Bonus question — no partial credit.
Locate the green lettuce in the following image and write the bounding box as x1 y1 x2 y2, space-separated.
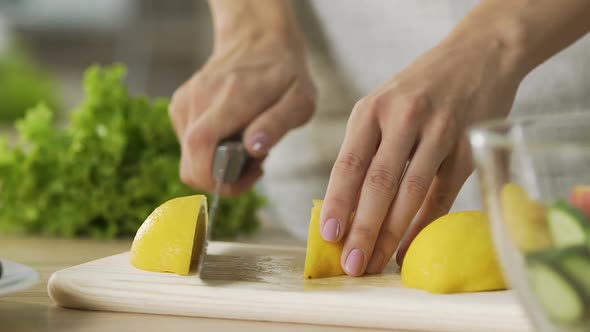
0 64 264 239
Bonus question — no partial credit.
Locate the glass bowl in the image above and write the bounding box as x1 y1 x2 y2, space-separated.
469 112 590 332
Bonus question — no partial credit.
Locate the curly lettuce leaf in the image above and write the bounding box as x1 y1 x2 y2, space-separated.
0 64 264 239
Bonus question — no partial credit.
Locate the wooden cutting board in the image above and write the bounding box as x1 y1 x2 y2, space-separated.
48 241 532 332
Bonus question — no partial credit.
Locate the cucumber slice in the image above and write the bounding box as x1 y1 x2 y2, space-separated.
548 200 590 247
527 260 586 324
560 249 590 301
527 246 590 324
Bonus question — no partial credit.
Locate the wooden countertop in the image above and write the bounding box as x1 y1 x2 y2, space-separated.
0 222 409 332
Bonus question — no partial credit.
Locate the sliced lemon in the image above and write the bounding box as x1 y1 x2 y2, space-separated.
402 211 507 294
304 200 345 279
130 195 207 275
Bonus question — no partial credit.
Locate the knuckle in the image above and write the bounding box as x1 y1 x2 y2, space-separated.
399 94 430 125
354 96 374 111
367 166 398 195
403 174 430 199
431 114 459 145
185 123 210 150
185 125 200 148
334 152 366 174
358 94 389 120
406 93 429 110
225 72 244 95
324 195 350 216
362 95 381 110
352 224 379 243
431 190 454 215
355 95 376 113
399 106 421 126
378 228 403 248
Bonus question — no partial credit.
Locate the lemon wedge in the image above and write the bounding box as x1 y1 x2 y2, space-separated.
130 195 207 275
402 211 507 294
304 200 345 279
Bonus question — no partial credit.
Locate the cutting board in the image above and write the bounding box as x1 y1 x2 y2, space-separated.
48 241 532 332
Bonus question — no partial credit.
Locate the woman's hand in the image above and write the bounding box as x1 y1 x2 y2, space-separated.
321 31 525 276
169 3 315 196
322 0 590 277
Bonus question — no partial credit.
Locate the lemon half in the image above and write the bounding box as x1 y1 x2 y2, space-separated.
401 211 507 294
130 195 207 275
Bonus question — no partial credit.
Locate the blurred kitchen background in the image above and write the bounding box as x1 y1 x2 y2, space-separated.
0 0 355 116
0 0 213 111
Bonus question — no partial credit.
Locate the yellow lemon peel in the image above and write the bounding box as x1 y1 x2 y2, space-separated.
304 200 345 279
130 195 207 275
402 211 507 294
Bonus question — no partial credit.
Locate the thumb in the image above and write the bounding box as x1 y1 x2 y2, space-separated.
243 81 314 157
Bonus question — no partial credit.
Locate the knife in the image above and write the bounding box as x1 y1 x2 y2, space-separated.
198 133 250 279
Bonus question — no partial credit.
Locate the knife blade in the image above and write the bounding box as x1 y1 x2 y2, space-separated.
198 134 250 279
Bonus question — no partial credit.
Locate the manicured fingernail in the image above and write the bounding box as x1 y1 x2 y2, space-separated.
321 218 340 242
344 248 365 276
248 131 270 153
366 249 384 274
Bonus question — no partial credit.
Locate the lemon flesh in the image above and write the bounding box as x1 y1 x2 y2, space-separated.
402 211 507 294
304 200 345 279
130 195 208 276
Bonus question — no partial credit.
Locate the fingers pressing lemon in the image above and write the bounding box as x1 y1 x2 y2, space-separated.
130 196 506 297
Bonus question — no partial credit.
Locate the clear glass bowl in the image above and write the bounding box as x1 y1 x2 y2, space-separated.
469 112 590 332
